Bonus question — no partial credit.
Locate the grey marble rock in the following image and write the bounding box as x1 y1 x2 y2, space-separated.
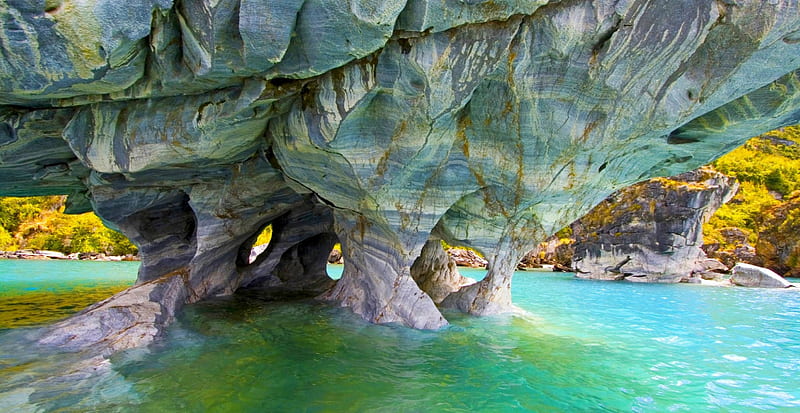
36 271 188 356
730 263 793 288
238 199 338 298
572 168 738 283
1 0 800 350
410 240 475 304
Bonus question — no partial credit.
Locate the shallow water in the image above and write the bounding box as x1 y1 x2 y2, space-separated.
1 261 800 411
0 260 137 329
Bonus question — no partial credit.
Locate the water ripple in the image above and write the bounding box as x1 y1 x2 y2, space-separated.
0 266 799 411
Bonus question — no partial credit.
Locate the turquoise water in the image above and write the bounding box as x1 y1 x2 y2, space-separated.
0 260 137 328
1 261 800 411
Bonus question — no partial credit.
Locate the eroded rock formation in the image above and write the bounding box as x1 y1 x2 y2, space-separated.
571 168 738 282
3 0 800 351
410 240 475 304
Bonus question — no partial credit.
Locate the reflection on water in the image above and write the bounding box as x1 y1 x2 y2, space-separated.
1 263 800 411
0 287 131 329
0 260 137 329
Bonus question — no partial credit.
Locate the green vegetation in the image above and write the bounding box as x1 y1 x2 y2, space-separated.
704 126 800 250
713 127 800 195
254 225 273 246
0 196 137 255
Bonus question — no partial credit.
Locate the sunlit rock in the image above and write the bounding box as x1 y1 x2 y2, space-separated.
571 168 738 283
410 240 474 304
730 263 793 288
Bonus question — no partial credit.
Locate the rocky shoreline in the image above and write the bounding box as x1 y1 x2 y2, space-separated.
0 250 138 262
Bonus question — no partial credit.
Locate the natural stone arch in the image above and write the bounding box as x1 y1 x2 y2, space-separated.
238 199 339 298
0 1 798 355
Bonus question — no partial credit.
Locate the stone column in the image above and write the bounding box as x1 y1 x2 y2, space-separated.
440 242 523 315
319 211 448 330
91 187 197 284
436 194 544 316
410 239 473 304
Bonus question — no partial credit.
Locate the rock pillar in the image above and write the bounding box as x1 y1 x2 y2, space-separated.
436 193 544 316
319 211 448 329
410 239 474 304
440 240 526 315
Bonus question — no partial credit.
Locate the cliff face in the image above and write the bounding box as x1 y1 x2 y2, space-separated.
571 168 738 282
757 195 800 277
3 1 800 351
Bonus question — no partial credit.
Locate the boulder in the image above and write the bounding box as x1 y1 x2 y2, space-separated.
35 250 68 260
693 258 728 273
730 263 792 288
327 249 343 264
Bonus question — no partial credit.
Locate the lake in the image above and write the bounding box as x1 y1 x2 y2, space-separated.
1 260 799 411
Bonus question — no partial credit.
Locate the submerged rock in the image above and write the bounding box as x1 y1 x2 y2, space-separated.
730 263 793 288
2 1 800 351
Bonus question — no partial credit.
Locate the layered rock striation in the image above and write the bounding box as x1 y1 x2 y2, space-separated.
571 168 738 282
3 1 800 351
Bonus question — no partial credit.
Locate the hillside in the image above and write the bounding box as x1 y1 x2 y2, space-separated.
0 196 136 256
703 126 800 276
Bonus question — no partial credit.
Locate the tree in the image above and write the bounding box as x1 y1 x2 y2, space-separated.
2 195 138 255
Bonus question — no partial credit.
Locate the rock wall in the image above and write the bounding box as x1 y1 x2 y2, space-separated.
756 195 800 277
410 240 475 304
572 168 738 282
2 1 800 351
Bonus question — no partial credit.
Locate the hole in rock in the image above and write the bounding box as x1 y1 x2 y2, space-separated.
274 232 339 283
239 224 273 267
0 123 17 146
263 146 282 170
237 223 342 275
398 38 412 54
268 77 296 88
